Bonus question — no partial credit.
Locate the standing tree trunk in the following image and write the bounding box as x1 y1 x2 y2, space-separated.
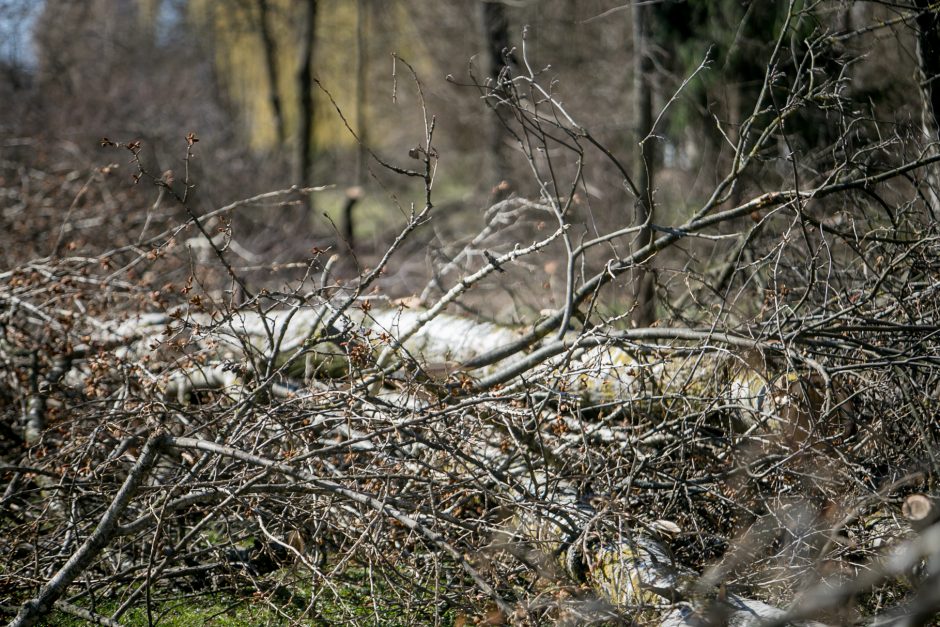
631 0 656 326
355 0 369 185
480 0 514 191
914 1 940 214
341 0 369 253
257 0 285 144
915 1 940 142
295 0 318 202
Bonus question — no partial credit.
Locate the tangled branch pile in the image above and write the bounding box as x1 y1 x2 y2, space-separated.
4 6 940 626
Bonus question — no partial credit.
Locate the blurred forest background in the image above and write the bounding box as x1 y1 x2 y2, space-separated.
2 0 927 316
5 1 940 625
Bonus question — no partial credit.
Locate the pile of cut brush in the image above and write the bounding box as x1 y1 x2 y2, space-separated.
3 130 940 625
1 242 938 625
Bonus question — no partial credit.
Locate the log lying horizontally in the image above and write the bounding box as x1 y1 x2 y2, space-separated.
92 305 835 430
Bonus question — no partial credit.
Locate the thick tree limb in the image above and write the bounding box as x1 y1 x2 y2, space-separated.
9 434 166 627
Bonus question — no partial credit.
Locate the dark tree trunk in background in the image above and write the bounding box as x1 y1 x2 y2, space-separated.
341 187 362 254
914 1 940 213
295 0 318 203
631 0 656 326
481 1 512 83
257 0 285 144
480 0 514 190
355 0 369 185
915 1 940 142
342 0 370 253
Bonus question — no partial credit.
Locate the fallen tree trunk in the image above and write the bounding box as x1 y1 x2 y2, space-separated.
93 304 845 436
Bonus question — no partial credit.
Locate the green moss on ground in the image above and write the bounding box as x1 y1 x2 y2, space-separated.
39 566 464 626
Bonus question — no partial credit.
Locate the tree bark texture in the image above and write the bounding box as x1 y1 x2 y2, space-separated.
631 0 656 326
355 0 369 185
9 435 166 627
915 0 940 142
914 1 940 214
256 0 285 144
480 0 514 188
295 0 317 196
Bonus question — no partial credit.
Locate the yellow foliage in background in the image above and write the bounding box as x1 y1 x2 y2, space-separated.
187 0 362 151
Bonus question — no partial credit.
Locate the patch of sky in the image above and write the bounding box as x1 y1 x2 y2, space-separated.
0 0 41 70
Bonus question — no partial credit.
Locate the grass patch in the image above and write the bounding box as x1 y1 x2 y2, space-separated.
39 564 465 626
